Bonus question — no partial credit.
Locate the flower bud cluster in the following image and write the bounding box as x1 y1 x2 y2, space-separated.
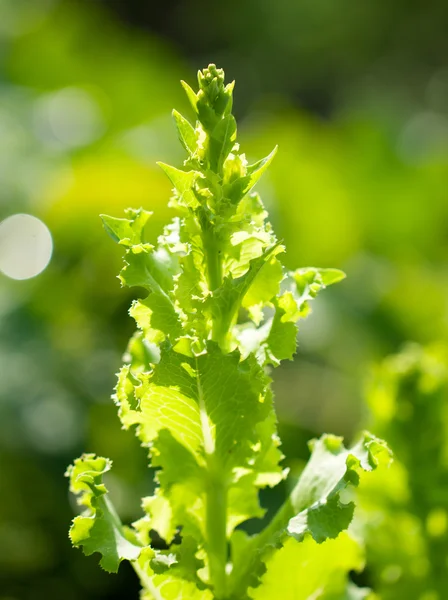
197 64 234 131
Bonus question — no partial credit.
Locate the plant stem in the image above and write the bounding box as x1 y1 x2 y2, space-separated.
228 489 299 596
203 228 222 292
205 459 228 598
204 233 232 349
198 155 228 597
196 361 228 598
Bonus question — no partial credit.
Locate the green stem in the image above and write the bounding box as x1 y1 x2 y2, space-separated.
196 152 228 598
228 487 299 596
205 461 228 598
200 211 232 351
211 320 231 351
203 229 222 292
196 361 228 597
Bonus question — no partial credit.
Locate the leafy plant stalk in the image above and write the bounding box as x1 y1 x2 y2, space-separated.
67 65 391 600
360 343 448 599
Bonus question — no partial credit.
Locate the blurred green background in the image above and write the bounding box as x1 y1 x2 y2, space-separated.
1 0 448 598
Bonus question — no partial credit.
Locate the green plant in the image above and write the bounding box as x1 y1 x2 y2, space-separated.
67 64 390 599
360 343 448 600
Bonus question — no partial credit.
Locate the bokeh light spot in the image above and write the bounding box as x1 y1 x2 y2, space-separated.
22 395 82 454
34 87 105 149
0 214 53 280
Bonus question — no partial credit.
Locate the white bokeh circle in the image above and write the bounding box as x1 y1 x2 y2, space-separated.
0 213 53 280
